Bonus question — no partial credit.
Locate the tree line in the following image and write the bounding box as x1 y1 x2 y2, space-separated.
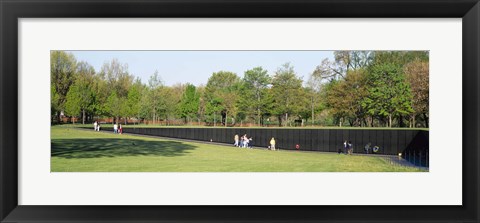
51 51 429 128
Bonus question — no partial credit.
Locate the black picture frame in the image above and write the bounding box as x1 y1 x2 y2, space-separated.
1 0 478 222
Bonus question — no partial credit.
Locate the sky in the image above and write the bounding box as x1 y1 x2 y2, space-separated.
67 51 334 86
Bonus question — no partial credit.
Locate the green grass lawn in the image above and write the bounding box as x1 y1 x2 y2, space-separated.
51 126 423 172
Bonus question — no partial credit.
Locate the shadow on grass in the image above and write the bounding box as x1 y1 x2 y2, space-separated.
51 138 197 159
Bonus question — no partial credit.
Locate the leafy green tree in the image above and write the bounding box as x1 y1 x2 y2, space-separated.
98 59 133 123
179 84 200 124
63 62 96 125
51 51 77 122
334 51 374 73
241 67 271 125
205 97 223 125
270 63 304 127
64 80 94 124
99 58 133 98
160 85 184 124
404 60 429 127
306 70 326 125
119 98 131 125
64 85 81 124
236 111 247 126
311 51 374 81
196 85 207 124
372 51 429 67
105 91 123 123
91 75 110 118
126 78 144 124
75 61 96 124
362 63 413 127
205 71 240 126
325 69 368 127
51 85 60 123
299 87 315 125
143 71 165 124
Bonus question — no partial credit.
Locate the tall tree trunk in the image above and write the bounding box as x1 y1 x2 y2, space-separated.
258 111 260 126
285 113 288 127
388 115 392 128
398 116 405 127
225 112 228 127
277 115 282 127
82 109 86 125
311 96 315 126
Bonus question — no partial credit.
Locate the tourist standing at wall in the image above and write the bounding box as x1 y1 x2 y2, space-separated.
348 141 353 155
234 134 239 147
342 140 347 154
270 137 276 151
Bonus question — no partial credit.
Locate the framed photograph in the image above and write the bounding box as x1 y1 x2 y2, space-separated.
1 0 479 222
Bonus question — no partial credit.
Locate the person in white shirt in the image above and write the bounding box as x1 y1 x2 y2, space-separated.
93 121 98 131
113 123 118 134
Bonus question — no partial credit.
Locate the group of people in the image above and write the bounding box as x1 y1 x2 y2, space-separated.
93 121 123 134
341 141 382 155
113 123 123 134
341 140 354 155
234 134 253 148
93 121 101 131
233 134 276 151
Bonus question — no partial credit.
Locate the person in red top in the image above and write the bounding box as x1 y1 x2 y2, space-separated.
119 124 123 135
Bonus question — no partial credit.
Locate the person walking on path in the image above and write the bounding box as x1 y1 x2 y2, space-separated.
94 121 98 131
113 123 118 134
119 124 123 135
270 137 276 151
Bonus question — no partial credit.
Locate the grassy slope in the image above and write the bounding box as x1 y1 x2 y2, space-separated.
51 126 423 172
